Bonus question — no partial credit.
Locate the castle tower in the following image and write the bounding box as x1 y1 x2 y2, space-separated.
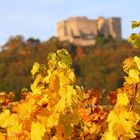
108 17 122 39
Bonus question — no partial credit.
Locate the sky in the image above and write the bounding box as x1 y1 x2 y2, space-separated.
0 0 140 45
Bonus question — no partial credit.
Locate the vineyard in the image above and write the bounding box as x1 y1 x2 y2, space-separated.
0 22 140 140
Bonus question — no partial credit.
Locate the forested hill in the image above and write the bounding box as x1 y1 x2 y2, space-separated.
0 35 140 97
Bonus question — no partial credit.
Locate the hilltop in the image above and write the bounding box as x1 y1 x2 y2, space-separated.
0 35 140 98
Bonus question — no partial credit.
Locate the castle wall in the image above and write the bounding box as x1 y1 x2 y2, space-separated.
97 17 110 37
57 16 122 46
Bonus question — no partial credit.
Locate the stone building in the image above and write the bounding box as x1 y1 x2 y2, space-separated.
56 16 122 46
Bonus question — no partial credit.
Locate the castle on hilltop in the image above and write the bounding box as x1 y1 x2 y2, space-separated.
56 17 122 46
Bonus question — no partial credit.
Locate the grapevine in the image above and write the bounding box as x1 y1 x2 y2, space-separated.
0 22 139 140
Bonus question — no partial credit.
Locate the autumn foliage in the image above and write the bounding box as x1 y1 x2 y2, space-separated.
0 22 140 140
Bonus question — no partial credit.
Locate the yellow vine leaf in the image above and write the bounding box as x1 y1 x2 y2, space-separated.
49 74 60 92
58 61 67 69
31 74 43 95
131 21 140 29
65 85 78 106
37 94 48 106
7 114 22 136
0 110 10 128
58 71 71 86
31 62 40 76
116 93 129 106
125 69 140 84
54 98 66 113
0 49 140 139
7 124 22 139
103 92 140 139
101 131 117 140
123 57 135 73
61 86 78 104
30 122 46 140
0 111 22 139
134 56 140 70
46 113 59 127
68 70 76 84
16 98 37 120
107 110 140 139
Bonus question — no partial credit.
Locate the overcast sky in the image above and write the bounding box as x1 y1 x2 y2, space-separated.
0 0 140 45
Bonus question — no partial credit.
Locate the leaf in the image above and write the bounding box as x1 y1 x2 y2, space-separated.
47 52 56 61
49 74 60 92
54 98 65 113
106 110 138 139
37 94 48 106
134 56 140 70
46 113 59 127
7 121 22 137
31 62 40 76
57 49 72 67
30 122 46 140
31 74 43 94
123 57 135 73
68 70 76 84
128 33 140 48
58 62 67 69
16 98 38 120
116 93 129 106
58 72 70 86
101 131 117 140
0 110 10 128
66 85 78 106
125 69 140 84
47 52 57 71
131 21 140 29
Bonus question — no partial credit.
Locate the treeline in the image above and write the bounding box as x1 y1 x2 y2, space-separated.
0 35 139 97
